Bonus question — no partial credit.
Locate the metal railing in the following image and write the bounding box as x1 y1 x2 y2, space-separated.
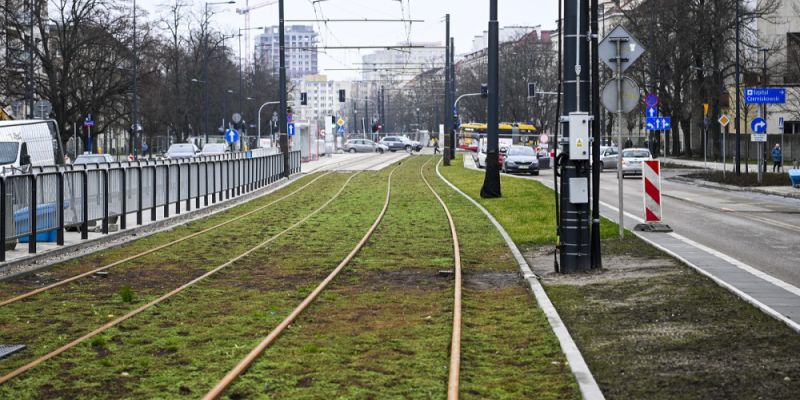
0 150 301 261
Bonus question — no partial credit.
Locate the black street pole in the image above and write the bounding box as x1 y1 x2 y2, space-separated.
238 30 244 128
133 0 139 159
734 0 741 175
590 0 602 269
278 0 289 178
203 3 209 146
559 0 591 272
480 0 501 198
26 0 34 119
450 36 456 160
443 13 452 165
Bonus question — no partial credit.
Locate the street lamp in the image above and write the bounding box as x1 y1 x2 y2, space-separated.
203 0 235 145
257 101 280 147
759 48 769 183
416 107 420 133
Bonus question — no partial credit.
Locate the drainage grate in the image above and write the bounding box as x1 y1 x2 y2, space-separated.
0 345 26 359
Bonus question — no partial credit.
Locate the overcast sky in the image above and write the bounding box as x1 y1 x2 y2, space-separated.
138 0 558 80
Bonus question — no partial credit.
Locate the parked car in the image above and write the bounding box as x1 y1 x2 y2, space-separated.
73 153 115 164
200 143 228 156
502 145 540 175
344 139 388 154
621 148 653 177
165 143 199 159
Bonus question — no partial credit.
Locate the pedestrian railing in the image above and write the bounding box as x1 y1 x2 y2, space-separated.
0 150 301 261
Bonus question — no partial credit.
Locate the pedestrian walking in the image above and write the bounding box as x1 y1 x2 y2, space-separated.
772 144 783 173
624 138 633 149
433 138 440 154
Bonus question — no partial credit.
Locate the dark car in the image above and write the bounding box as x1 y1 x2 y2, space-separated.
502 145 540 175
380 136 422 152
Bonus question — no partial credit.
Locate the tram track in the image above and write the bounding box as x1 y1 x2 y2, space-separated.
202 157 465 399
0 168 365 385
0 154 385 307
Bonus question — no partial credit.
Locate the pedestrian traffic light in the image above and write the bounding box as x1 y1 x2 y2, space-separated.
481 84 488 98
527 82 536 98
300 92 307 105
338 89 346 102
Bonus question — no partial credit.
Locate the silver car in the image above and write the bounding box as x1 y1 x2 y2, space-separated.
344 139 387 154
502 145 540 175
165 143 199 159
598 146 619 170
621 148 653 177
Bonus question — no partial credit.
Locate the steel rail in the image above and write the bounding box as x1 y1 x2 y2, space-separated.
0 172 333 308
203 164 401 400
420 157 463 399
0 171 364 385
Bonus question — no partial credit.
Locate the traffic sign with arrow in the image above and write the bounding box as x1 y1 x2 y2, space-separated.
646 117 671 131
751 117 767 134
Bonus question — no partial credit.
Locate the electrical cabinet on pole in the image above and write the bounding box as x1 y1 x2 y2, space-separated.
559 0 592 272
278 0 289 178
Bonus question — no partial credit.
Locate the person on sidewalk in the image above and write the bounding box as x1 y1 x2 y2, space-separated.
433 138 440 154
772 144 783 173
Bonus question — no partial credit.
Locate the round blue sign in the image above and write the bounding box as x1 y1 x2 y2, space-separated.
751 117 767 134
225 129 240 144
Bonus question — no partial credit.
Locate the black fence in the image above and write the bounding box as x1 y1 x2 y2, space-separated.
1 150 302 261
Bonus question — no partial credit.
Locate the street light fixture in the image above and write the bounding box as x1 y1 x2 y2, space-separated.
203 0 235 145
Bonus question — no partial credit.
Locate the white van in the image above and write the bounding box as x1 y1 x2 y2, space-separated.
0 120 64 174
474 137 513 168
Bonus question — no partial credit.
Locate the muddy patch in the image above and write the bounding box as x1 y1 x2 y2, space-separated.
463 271 521 290
525 245 680 285
353 269 451 289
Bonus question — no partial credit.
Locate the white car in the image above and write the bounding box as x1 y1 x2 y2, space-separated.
621 148 653 178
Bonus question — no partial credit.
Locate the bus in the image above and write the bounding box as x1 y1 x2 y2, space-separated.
458 122 538 150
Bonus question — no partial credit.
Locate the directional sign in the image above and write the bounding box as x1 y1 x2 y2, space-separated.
224 128 239 144
646 117 672 131
287 122 296 137
601 76 641 113
645 93 659 108
718 114 730 127
751 117 767 134
744 88 786 104
598 25 646 72
645 106 658 118
83 114 95 127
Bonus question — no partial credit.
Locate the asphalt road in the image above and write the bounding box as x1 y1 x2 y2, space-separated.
522 165 800 288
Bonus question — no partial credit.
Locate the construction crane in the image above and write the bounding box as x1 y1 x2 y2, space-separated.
236 0 278 65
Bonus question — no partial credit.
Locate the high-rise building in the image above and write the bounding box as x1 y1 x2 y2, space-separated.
361 42 444 84
255 25 318 79
291 74 351 129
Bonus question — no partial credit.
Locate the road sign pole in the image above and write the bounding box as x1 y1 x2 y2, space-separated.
723 124 728 179
615 37 624 240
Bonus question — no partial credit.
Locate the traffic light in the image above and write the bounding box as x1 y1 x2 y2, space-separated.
480 84 488 98
300 92 307 105
527 82 536 98
338 89 346 102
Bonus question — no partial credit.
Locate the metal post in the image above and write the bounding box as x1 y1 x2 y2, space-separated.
759 49 768 184
1 177 6 262
81 171 88 239
735 0 741 175
590 0 602 269
279 0 290 178
450 37 456 159
443 14 452 165
203 2 210 146
102 170 109 234
133 0 139 160
120 169 127 230
480 0 501 198
616 38 624 240
29 175 37 253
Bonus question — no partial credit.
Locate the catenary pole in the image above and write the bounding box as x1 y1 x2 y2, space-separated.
480 0 501 197
443 14 451 165
278 0 289 178
590 0 602 268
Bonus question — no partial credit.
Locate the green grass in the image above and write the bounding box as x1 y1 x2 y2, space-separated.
440 153 800 399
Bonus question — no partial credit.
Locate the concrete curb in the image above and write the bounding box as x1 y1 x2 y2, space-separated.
434 161 605 400
0 176 303 280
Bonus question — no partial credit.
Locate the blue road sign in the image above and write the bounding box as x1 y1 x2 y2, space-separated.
751 117 767 133
645 106 658 118
224 128 239 144
779 117 785 130
646 117 671 131
645 93 659 107
84 114 94 127
287 122 296 136
337 125 345 135
745 88 786 104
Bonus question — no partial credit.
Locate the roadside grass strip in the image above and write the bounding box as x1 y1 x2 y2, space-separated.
440 154 800 399
0 171 387 398
220 156 579 399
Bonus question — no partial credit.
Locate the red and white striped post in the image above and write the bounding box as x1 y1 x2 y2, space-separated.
642 160 662 223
